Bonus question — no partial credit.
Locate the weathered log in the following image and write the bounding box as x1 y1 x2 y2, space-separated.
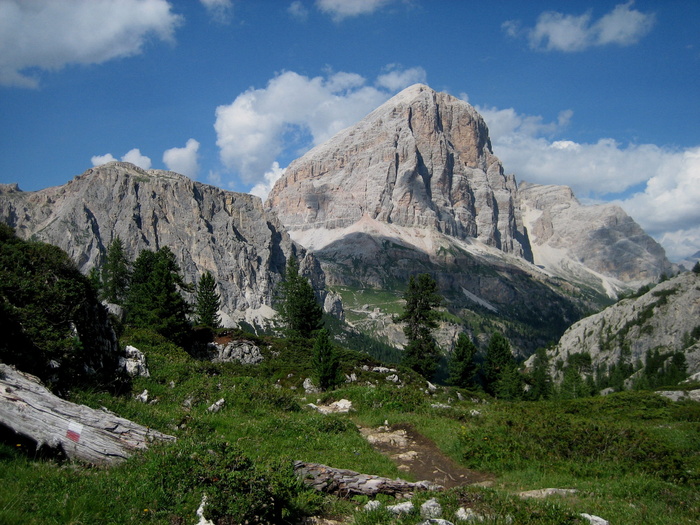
294 461 443 498
0 364 175 465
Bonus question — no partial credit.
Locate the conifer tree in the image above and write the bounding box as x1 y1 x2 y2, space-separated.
483 331 518 396
102 237 130 304
125 247 191 345
528 347 553 400
448 332 478 388
312 328 341 391
194 271 221 329
396 273 442 379
277 254 323 339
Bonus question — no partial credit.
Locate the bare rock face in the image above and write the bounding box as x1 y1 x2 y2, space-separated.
520 182 675 289
0 162 324 324
537 271 700 382
267 84 532 260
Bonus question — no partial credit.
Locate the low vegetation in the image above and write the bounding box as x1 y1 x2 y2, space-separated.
2 230 699 523
2 323 699 524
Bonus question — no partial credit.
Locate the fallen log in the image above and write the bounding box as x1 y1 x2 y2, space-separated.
0 364 175 465
294 461 443 498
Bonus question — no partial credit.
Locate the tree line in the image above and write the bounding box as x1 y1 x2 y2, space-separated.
95 237 695 398
92 237 222 346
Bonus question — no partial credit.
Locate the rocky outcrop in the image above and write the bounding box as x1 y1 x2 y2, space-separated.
206 340 263 365
519 182 675 292
537 271 700 381
0 162 325 325
267 83 532 259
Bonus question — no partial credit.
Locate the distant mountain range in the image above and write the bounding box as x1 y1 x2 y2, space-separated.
0 84 678 357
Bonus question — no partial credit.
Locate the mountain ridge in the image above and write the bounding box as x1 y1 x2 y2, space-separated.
0 162 328 328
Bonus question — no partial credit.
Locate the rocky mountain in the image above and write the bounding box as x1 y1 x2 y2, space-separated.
532 270 700 383
0 84 676 357
519 182 676 295
0 162 329 327
268 83 531 259
266 84 673 353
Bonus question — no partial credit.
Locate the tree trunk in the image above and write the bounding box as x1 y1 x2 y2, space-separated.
293 461 443 498
0 364 175 465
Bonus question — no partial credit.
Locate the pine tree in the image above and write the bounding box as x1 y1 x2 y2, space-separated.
693 261 700 274
102 237 131 304
448 332 478 388
483 332 517 396
528 347 553 400
312 329 341 391
396 273 443 379
195 271 221 329
276 254 323 339
125 247 191 345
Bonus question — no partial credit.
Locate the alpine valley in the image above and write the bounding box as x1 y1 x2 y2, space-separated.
0 84 689 368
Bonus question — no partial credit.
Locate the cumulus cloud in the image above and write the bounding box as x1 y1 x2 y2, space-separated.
200 0 233 23
91 153 117 167
618 147 700 260
316 0 394 21
121 149 153 170
0 0 182 88
214 68 420 184
163 139 200 177
91 149 153 170
376 65 427 91
504 1 655 52
478 103 700 261
249 162 286 200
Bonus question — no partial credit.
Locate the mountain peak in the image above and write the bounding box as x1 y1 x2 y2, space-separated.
267 83 527 257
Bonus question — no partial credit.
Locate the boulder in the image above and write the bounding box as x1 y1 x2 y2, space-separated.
119 345 149 377
208 340 263 365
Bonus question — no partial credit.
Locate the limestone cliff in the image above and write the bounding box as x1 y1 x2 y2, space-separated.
519 182 675 293
0 162 324 326
267 83 532 259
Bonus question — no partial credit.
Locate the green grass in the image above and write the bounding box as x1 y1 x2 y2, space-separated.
2 330 699 524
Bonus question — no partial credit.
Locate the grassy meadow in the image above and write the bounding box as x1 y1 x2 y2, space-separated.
1 328 699 524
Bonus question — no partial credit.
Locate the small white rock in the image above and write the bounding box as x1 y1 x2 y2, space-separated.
364 500 382 512
387 501 414 515
580 513 610 525
421 498 442 519
207 398 225 413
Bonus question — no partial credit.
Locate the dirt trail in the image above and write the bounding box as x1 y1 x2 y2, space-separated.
358 423 494 489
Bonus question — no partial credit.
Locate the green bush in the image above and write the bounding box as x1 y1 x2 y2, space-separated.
145 439 320 523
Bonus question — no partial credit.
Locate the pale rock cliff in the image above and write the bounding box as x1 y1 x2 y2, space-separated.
267 83 532 259
536 271 700 381
0 162 325 326
519 182 675 295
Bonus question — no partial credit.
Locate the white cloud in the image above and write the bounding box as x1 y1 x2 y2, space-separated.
618 147 700 260
376 65 427 91
214 68 419 184
200 0 233 23
505 1 655 52
478 103 700 261
121 149 152 170
316 0 393 21
249 162 286 200
91 149 152 170
163 138 200 177
288 1 309 21
91 153 117 166
0 0 182 88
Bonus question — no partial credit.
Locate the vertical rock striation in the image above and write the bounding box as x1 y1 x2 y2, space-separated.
0 162 322 324
267 84 532 260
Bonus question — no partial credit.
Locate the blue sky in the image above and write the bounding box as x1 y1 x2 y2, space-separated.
1 0 698 261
